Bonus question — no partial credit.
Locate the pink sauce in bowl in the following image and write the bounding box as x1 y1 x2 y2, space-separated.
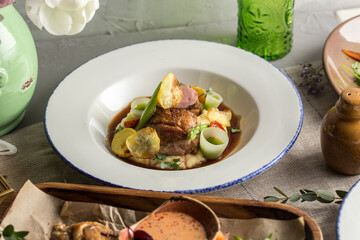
135 211 207 240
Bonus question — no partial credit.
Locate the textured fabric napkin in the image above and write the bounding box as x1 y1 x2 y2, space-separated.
0 61 359 240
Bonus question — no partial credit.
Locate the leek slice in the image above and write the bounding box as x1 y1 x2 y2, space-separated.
200 127 229 159
131 97 150 116
204 91 223 110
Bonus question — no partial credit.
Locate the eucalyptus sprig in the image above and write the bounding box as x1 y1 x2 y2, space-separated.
233 232 278 240
1 225 28 240
264 187 347 204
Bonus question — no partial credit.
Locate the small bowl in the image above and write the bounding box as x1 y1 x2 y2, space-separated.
132 196 220 240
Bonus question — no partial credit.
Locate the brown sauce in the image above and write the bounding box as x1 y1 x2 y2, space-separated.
107 102 242 169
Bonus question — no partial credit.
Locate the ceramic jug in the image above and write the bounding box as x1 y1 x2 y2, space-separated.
0 4 38 136
321 88 360 175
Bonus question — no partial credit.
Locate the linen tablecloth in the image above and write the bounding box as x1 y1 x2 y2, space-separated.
1 61 359 240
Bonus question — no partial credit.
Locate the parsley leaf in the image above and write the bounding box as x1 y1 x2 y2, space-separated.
2 225 28 240
227 127 242 133
187 123 209 142
115 125 124 133
154 154 167 161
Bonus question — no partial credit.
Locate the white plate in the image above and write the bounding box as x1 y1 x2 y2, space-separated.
338 179 360 239
45 39 303 193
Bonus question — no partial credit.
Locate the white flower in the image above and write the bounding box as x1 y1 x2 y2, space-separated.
25 0 99 35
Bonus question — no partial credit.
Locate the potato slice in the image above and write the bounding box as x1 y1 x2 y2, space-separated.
197 109 210 125
111 128 136 158
191 86 206 104
157 72 183 109
207 108 232 127
126 127 160 158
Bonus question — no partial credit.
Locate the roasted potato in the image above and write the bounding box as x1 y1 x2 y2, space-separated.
157 72 183 109
197 109 210 125
207 108 232 127
126 127 160 158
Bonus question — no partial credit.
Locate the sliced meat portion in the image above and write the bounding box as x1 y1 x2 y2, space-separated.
147 107 200 155
175 85 200 109
148 108 198 133
149 124 186 142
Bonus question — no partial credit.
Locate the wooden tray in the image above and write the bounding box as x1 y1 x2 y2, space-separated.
0 182 322 239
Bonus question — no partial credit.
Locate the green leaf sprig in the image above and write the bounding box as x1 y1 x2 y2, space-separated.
264 187 348 204
198 87 213 98
343 63 360 85
154 153 166 161
154 154 180 170
1 225 29 240
233 232 278 240
187 123 209 142
227 127 242 133
115 125 124 134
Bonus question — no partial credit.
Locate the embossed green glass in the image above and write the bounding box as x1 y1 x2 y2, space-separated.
237 0 294 60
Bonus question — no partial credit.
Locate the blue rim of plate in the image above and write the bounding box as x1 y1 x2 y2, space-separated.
337 178 360 239
44 39 303 193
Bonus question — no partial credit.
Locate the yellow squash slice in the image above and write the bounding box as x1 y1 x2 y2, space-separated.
126 127 160 158
111 128 136 158
191 86 206 104
157 72 183 109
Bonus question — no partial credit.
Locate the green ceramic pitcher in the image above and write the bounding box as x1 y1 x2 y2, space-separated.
0 4 38 136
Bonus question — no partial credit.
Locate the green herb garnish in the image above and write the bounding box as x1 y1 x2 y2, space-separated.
158 157 181 170
1 225 29 240
205 87 213 95
233 233 278 240
343 64 360 85
154 153 167 161
115 125 124 134
352 61 360 75
187 123 209 142
228 127 242 133
233 236 243 240
199 87 214 99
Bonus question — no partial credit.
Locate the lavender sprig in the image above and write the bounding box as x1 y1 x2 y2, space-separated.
299 63 324 95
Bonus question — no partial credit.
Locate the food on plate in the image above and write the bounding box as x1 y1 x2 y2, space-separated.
107 72 241 169
156 72 183 109
111 128 136 157
342 49 360 85
126 127 160 158
50 222 118 240
342 49 360 61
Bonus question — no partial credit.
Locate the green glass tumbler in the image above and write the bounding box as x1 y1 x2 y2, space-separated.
237 0 294 60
